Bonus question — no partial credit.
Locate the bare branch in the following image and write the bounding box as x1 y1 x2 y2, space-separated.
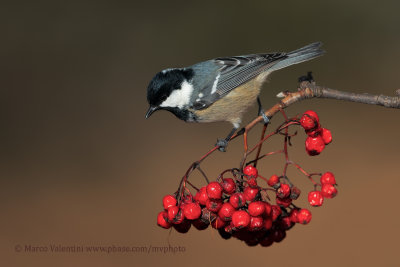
303 82 400 108
244 81 400 133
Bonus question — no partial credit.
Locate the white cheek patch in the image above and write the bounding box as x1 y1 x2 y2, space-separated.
160 80 194 108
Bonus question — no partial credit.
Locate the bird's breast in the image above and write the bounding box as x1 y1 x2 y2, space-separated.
191 78 262 125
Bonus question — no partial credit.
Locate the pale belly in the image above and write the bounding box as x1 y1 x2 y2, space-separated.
191 78 262 126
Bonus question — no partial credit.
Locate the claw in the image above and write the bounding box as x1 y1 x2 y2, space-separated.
216 139 228 152
257 97 270 125
260 111 270 124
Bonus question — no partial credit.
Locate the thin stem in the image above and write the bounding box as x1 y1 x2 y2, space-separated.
246 149 284 165
240 130 249 170
287 160 318 185
254 124 268 168
257 174 269 183
197 166 210 184
186 180 199 191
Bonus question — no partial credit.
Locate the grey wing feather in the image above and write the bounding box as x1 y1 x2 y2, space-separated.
191 53 285 110
213 53 286 97
192 42 324 110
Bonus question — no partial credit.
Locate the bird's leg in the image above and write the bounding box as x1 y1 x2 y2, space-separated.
216 127 238 152
257 97 270 125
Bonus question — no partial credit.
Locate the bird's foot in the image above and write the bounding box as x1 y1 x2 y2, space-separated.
216 138 229 152
257 97 270 125
259 110 270 125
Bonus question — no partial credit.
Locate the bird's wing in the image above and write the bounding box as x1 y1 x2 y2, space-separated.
190 42 324 110
191 53 287 110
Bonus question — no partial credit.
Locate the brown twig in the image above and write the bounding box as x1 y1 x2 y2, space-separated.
244 81 400 133
253 124 268 168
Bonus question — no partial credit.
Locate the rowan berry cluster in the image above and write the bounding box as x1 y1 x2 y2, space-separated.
300 110 332 155
308 172 338 206
157 110 338 246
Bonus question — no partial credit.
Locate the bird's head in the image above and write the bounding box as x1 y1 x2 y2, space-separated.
145 68 195 120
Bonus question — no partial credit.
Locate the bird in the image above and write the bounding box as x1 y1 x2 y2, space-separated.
145 42 324 151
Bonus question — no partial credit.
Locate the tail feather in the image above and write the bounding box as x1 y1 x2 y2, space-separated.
269 42 325 72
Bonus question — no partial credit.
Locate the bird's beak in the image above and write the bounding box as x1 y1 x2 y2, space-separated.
145 105 158 119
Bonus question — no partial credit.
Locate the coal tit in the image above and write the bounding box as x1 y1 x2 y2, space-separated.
146 42 324 151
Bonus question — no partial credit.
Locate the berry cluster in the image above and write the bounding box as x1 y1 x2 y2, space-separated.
157 165 316 246
308 172 338 206
157 110 338 246
300 110 332 156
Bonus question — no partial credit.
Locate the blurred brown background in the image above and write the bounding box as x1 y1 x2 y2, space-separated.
1 0 399 266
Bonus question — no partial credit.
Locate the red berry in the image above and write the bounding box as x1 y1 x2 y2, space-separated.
157 211 171 229
280 216 294 230
271 205 282 221
297 209 312 224
276 197 292 208
300 110 319 130
211 217 226 229
247 177 258 188
267 174 280 188
243 186 259 202
290 186 301 200
321 128 332 145
233 229 251 241
308 191 324 207
300 115 317 131
167 206 179 221
194 186 209 206
245 238 259 247
162 195 177 210
206 199 223 212
218 202 235 221
218 227 232 240
167 206 184 224
232 210 251 228
321 184 338 198
263 217 273 230
248 216 264 231
229 193 246 208
320 172 337 185
289 209 300 223
220 178 236 195
248 201 265 217
305 136 325 156
183 202 201 220
243 165 258 178
304 110 320 123
272 229 286 243
223 224 233 235
192 219 209 230
173 219 191 233
260 234 274 247
277 184 291 198
206 182 223 199
263 202 272 217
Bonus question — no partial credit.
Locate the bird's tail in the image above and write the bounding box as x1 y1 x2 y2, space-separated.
269 42 325 72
